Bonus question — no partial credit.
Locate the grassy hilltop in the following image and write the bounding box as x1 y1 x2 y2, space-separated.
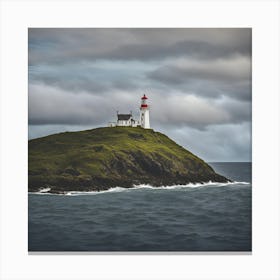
29 127 228 193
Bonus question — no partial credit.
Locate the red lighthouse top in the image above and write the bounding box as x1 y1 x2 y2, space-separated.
140 94 148 108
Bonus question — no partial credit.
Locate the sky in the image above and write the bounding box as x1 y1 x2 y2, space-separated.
28 28 252 162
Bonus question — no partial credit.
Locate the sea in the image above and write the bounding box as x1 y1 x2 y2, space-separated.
28 162 252 252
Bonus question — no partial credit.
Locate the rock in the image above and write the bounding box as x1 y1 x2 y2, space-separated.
28 126 229 192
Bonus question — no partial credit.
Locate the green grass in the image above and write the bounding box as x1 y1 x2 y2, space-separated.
28 126 225 191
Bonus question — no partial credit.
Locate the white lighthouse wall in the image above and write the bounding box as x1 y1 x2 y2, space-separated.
140 109 150 129
144 110 150 129
140 111 144 127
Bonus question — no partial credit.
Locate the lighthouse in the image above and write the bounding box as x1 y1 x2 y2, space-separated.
140 94 150 129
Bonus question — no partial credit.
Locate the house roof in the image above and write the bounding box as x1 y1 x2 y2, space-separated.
117 114 132 120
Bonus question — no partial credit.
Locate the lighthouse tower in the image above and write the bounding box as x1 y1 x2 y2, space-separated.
139 94 150 129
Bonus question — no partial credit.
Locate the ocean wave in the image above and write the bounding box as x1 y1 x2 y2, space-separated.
38 187 51 193
29 181 250 196
133 181 250 190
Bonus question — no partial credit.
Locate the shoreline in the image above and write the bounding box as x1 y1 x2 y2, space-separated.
28 180 251 195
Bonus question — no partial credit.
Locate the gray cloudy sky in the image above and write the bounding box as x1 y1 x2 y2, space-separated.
28 28 252 162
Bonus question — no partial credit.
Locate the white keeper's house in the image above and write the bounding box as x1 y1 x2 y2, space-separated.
108 94 150 129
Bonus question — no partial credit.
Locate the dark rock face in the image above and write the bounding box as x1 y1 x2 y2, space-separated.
28 127 229 194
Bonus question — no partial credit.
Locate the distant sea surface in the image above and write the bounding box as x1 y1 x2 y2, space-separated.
29 162 252 252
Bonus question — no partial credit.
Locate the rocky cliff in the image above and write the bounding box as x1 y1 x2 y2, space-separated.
28 127 229 193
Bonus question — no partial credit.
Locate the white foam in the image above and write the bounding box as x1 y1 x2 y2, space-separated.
29 191 55 195
29 181 250 196
38 187 51 193
131 181 250 190
65 187 128 196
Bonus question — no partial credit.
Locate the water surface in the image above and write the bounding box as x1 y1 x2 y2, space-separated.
29 162 252 252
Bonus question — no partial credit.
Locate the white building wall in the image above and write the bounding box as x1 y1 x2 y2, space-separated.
117 118 133 127
117 120 124 126
131 120 139 127
108 122 117 127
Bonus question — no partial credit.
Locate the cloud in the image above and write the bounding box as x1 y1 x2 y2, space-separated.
150 93 251 129
29 83 250 130
151 94 230 128
29 28 251 64
28 83 143 126
29 60 152 94
148 55 251 101
157 122 252 162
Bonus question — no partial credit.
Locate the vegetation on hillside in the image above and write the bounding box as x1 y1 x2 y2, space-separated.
29 127 229 193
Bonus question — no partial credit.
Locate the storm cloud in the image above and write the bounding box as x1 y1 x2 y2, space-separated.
28 28 252 161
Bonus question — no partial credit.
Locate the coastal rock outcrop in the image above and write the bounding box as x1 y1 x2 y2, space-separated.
28 127 229 193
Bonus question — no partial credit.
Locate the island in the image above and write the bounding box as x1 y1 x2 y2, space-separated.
28 127 229 193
